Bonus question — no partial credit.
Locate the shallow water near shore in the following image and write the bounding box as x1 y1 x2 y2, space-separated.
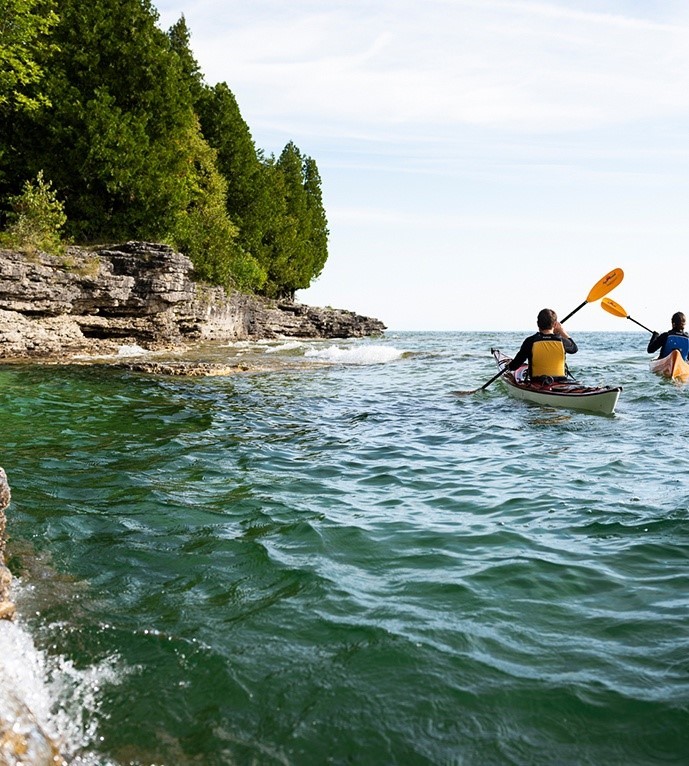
1 331 688 765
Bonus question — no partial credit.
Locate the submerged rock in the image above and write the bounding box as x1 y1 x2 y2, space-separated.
0 243 386 360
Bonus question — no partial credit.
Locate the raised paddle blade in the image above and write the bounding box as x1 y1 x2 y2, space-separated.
560 267 624 323
601 297 628 318
586 268 624 303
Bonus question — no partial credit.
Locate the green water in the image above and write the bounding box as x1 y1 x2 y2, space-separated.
1 332 688 765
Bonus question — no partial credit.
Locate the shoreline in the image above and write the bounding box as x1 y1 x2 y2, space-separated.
0 243 386 368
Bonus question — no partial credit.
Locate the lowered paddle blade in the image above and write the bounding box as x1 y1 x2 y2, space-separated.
601 297 628 318
601 297 654 333
453 367 506 396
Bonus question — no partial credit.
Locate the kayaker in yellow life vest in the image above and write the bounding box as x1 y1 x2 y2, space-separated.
507 308 578 382
647 312 689 360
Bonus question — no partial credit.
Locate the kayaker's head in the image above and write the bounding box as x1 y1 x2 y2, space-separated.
671 312 685 331
537 308 557 332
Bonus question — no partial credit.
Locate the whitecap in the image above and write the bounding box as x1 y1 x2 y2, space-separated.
304 344 405 365
265 341 304 354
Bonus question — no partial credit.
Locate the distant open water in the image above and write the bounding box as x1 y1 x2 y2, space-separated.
0 331 688 765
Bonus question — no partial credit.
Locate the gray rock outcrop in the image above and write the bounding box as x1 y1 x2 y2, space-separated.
0 242 386 359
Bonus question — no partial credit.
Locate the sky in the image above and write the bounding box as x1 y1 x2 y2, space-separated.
154 0 689 331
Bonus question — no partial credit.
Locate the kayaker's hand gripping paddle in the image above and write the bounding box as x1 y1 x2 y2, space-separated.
600 298 654 334
455 267 624 395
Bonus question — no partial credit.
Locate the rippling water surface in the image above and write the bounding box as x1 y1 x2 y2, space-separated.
1 331 688 765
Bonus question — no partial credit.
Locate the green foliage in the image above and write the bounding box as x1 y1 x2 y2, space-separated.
167 15 205 105
167 121 266 292
257 143 329 298
0 0 58 113
196 83 268 260
1 0 201 241
0 170 66 254
0 0 329 298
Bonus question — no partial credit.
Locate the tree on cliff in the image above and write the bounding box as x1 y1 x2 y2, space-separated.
0 0 58 114
171 27 329 299
258 142 329 299
0 0 328 298
0 0 265 291
196 83 270 268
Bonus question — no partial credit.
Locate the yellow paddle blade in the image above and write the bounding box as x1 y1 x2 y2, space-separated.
587 268 624 302
601 297 628 318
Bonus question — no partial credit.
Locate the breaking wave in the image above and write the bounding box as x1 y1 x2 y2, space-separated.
304 344 406 365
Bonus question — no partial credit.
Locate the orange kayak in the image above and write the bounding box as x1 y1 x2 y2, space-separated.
649 349 689 383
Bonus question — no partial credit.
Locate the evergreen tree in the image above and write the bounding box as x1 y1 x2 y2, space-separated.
4 0 199 240
0 1 329 298
258 142 329 298
303 156 329 282
167 15 205 106
196 83 270 263
169 118 266 292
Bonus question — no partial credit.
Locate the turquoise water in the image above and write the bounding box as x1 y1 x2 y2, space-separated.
1 331 688 765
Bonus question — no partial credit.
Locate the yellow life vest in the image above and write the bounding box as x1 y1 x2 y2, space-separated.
531 339 565 378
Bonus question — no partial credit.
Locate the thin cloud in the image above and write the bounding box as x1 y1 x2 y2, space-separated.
156 0 689 134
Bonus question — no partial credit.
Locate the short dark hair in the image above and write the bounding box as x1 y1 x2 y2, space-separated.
537 308 557 331
672 312 686 331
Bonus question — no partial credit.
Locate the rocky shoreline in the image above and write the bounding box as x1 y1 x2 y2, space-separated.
0 241 386 365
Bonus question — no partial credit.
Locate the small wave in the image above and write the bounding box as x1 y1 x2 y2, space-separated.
116 344 149 357
265 341 305 354
304 344 405 365
0 584 123 765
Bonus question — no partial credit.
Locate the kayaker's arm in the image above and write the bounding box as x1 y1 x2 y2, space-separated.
553 321 577 354
507 337 532 371
647 331 664 354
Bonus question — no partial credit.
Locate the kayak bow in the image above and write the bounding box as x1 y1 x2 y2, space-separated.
491 349 622 415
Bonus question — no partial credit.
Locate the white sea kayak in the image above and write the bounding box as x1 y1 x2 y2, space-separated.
491 349 622 415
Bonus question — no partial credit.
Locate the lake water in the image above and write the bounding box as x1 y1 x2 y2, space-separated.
0 331 687 765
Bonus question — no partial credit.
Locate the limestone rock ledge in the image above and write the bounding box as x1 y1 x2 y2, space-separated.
0 242 386 360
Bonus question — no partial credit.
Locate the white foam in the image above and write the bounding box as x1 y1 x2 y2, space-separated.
116 344 149 357
304 344 405 365
0 585 122 765
265 341 304 354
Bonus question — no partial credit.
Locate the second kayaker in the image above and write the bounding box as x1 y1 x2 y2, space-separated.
647 312 689 360
508 308 578 382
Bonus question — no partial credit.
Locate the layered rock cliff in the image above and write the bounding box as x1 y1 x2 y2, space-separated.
0 242 385 359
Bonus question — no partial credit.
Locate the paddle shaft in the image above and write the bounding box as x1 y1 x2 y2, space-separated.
627 316 654 334
477 367 506 392
559 300 586 324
